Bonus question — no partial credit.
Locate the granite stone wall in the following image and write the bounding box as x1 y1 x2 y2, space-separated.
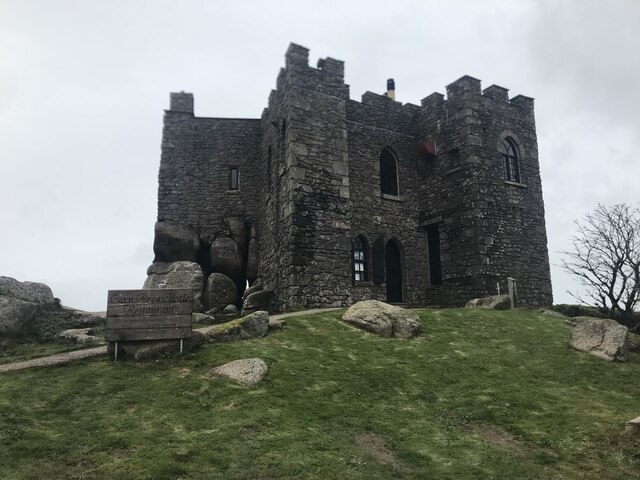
153 43 553 311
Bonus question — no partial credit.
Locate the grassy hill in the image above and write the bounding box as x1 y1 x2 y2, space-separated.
0 308 638 479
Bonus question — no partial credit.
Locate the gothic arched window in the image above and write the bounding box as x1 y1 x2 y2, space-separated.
500 137 520 183
352 236 369 282
379 148 399 196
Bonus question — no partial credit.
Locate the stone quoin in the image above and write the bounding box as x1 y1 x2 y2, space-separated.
150 43 553 311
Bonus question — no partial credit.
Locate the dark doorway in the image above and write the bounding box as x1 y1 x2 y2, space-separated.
426 224 443 285
385 240 403 302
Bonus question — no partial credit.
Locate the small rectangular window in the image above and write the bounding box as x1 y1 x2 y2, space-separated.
228 167 239 190
447 149 461 169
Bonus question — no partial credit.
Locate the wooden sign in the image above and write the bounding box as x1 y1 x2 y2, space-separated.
106 289 193 342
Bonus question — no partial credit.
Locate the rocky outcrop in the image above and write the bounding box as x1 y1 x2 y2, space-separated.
0 297 41 334
0 276 54 305
203 273 237 313
223 304 238 314
153 221 201 262
57 328 100 343
143 261 205 313
241 290 274 316
568 317 629 361
342 300 421 339
210 358 268 386
69 310 106 327
0 276 54 334
242 282 263 301
202 311 269 343
209 236 244 289
268 318 285 333
465 295 511 310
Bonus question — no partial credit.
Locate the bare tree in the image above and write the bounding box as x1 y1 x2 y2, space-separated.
562 203 640 327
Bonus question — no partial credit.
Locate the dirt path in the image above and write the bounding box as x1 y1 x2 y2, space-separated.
0 346 108 373
0 308 343 373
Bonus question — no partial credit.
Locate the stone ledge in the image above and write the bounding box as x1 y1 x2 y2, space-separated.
381 194 403 202
504 180 527 188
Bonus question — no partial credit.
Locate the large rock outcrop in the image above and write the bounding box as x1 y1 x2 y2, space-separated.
0 276 54 334
465 295 511 310
153 221 200 262
568 317 629 361
342 300 422 339
204 273 237 313
0 276 54 305
143 261 205 313
241 290 274 316
202 311 269 343
209 236 244 289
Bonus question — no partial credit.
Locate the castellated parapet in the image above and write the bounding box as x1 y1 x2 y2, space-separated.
153 43 552 312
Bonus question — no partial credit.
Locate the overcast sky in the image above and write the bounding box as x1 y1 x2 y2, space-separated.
1 0 638 311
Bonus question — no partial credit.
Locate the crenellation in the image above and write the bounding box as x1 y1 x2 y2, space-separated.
482 85 509 102
151 43 552 312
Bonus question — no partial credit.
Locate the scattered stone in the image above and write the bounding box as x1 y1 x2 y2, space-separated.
626 416 640 435
568 317 629 361
202 311 269 343
210 358 268 386
70 310 106 328
203 273 237 313
268 318 285 332
629 333 640 353
241 290 274 316
0 276 54 305
153 221 201 262
465 295 511 310
192 312 218 324
223 304 238 314
57 328 100 343
107 330 205 361
143 261 205 312
342 300 421 339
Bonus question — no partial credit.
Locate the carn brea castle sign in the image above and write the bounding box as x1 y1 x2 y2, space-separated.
106 289 193 354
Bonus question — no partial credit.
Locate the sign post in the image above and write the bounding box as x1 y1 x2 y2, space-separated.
106 289 193 360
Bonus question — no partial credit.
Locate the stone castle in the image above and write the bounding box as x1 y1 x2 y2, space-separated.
150 43 553 313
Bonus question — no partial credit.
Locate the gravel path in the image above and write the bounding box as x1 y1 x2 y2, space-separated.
0 346 108 373
0 308 343 373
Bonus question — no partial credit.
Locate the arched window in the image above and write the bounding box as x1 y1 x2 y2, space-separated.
500 137 520 183
379 148 398 196
352 236 369 282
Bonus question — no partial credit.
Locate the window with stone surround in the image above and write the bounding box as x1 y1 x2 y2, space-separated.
352 236 369 283
447 148 461 169
228 167 239 190
500 137 520 183
379 148 399 196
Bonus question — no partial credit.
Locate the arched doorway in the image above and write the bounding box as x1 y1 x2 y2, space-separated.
385 240 403 302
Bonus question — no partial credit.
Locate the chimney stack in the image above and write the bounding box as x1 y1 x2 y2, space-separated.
386 78 396 101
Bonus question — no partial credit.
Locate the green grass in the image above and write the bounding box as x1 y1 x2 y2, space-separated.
0 339 105 365
0 309 638 479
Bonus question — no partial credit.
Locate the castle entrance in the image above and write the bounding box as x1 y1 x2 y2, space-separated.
385 240 403 303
